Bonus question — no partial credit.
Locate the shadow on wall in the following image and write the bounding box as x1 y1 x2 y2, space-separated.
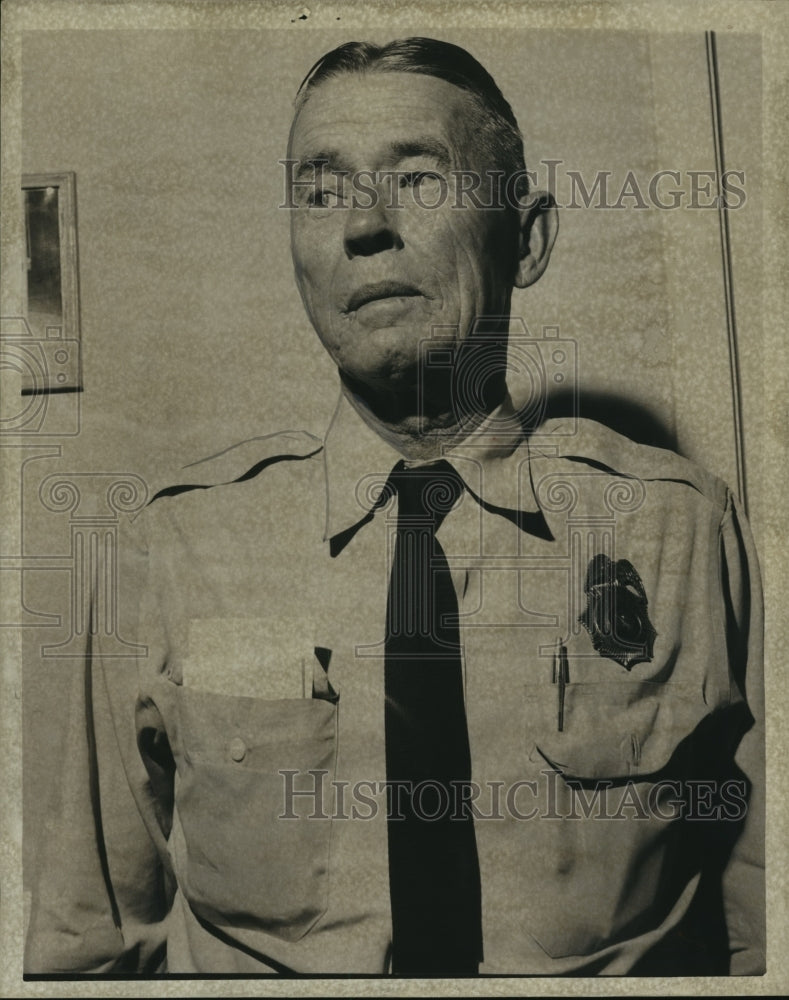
546 388 679 454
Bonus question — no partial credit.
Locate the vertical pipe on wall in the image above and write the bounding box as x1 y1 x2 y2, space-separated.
705 29 748 515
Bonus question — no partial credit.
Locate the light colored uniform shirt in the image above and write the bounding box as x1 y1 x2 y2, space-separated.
25 392 765 976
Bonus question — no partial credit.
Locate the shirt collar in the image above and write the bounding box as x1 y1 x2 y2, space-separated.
323 389 542 542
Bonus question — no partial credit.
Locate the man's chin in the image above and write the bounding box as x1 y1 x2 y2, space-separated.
335 334 427 387
339 358 419 398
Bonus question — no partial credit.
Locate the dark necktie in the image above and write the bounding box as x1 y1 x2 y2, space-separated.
384 460 483 977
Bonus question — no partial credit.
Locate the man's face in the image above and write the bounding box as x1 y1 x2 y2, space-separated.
288 71 519 393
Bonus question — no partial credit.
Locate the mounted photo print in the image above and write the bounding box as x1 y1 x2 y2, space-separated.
21 171 81 392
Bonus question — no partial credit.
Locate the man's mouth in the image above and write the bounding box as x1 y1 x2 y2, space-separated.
344 281 422 314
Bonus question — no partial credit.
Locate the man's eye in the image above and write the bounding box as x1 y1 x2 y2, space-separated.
399 171 442 188
307 188 344 209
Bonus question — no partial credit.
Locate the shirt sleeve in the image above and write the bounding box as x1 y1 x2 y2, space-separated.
718 490 766 975
24 512 172 974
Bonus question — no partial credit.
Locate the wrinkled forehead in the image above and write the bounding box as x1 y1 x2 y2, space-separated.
288 70 480 170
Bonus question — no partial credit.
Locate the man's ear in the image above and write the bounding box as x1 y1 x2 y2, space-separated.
514 190 559 288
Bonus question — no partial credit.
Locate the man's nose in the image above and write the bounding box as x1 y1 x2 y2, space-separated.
343 198 404 259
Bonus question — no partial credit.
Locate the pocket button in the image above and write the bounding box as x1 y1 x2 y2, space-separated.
228 735 247 763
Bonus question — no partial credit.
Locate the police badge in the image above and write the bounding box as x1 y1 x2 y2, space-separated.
578 554 657 669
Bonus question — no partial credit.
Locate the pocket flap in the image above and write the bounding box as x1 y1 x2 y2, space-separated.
175 685 337 765
526 679 710 780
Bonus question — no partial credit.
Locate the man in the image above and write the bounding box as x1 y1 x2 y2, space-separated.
25 37 764 977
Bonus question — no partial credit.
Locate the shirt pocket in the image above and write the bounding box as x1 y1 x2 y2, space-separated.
524 677 710 781
518 678 711 960
170 684 338 943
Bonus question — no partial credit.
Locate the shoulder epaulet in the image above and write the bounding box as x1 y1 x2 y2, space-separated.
531 418 729 510
148 430 323 503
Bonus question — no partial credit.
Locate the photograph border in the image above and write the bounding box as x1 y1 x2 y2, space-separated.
2 1 786 996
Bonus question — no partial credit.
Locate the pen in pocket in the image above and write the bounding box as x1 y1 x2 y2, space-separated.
553 644 569 732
